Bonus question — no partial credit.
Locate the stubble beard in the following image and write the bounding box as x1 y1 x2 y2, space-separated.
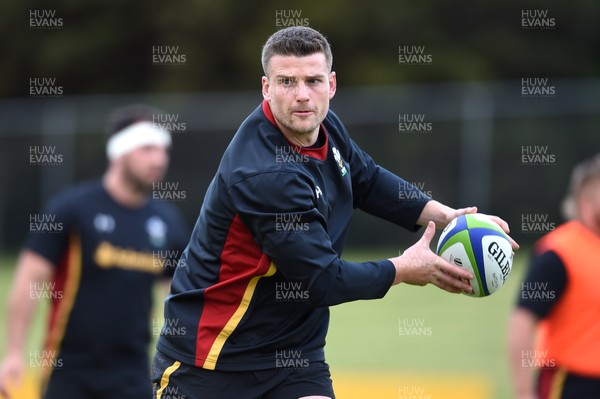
122 158 154 195
276 107 325 140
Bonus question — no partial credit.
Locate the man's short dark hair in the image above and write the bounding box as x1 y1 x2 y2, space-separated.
105 104 163 139
261 26 333 77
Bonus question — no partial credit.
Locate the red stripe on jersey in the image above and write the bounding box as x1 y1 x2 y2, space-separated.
42 234 82 388
261 100 329 161
194 213 272 367
45 249 70 349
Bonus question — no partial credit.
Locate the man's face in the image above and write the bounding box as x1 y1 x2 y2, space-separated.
120 145 169 192
262 53 336 140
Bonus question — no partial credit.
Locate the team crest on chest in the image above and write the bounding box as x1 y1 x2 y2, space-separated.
332 147 347 176
145 216 167 247
93 213 116 233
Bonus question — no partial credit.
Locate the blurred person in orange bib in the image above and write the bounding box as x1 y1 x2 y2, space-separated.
509 154 600 399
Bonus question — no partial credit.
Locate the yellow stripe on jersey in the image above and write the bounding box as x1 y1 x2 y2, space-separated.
548 367 567 399
41 234 83 389
156 360 182 399
203 262 278 370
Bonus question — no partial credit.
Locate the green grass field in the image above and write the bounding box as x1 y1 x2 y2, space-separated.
327 249 528 398
0 249 528 398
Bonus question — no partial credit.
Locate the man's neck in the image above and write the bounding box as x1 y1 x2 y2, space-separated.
102 169 148 209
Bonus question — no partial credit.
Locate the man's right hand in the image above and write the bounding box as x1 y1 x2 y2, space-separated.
389 221 474 294
0 250 54 399
0 351 24 399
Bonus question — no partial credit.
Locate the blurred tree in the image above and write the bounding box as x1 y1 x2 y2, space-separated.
1 0 598 96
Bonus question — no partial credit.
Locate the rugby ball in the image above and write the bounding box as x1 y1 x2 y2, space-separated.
436 214 513 297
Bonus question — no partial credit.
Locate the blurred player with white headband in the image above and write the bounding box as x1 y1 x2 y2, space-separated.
0 104 188 399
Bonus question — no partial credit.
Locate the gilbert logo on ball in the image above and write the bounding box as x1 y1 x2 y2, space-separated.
436 214 513 297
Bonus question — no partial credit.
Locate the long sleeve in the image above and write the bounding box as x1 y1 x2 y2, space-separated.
229 171 396 307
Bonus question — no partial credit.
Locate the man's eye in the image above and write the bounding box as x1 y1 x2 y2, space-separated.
280 78 293 86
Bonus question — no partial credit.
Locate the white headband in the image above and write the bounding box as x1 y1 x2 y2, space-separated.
106 121 172 161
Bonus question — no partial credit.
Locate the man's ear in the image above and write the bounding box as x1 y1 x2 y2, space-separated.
262 76 270 101
328 71 337 100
